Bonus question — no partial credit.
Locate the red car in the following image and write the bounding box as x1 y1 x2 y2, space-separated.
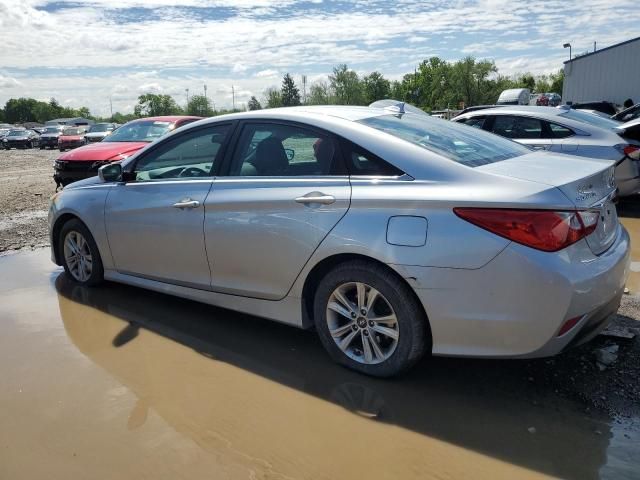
53 116 201 187
58 126 89 151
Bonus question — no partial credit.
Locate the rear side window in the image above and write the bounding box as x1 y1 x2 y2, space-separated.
492 116 543 139
341 141 403 176
358 114 529 167
547 122 574 139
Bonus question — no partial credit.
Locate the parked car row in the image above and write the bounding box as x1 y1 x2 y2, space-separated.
0 122 119 151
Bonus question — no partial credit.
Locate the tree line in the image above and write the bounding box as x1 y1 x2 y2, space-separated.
0 56 564 124
259 57 563 111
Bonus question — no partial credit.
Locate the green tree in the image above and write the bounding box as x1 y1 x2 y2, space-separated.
280 73 301 107
247 96 262 110
307 81 331 105
3 98 38 123
549 69 564 94
264 87 283 108
112 112 139 123
329 64 363 105
362 71 390 104
187 94 213 116
134 94 183 117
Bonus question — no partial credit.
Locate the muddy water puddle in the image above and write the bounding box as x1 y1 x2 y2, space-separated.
0 249 638 480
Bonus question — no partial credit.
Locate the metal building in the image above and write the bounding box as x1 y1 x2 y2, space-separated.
562 36 640 106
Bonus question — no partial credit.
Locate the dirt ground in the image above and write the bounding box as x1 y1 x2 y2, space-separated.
0 148 639 418
0 148 58 252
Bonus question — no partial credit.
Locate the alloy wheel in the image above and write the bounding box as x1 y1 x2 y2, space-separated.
63 230 93 282
326 281 399 364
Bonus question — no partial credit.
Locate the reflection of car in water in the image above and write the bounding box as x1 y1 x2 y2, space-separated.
56 273 610 480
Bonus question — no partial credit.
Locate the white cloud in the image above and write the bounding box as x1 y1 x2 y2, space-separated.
0 75 21 88
255 68 279 78
138 82 164 93
1 0 639 114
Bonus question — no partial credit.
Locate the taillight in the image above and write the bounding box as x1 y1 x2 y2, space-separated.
623 145 640 160
453 208 599 252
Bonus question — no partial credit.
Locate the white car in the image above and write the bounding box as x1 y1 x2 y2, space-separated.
453 106 640 196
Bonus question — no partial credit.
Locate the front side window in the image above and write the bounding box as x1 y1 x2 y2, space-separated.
134 125 229 181
230 123 336 176
358 114 529 167
459 116 487 129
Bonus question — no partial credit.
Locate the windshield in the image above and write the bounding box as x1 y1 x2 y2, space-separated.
88 123 113 133
8 130 27 136
358 114 530 167
62 128 83 136
560 109 620 130
44 126 61 133
103 120 172 142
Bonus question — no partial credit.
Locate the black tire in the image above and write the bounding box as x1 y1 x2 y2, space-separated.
59 148 65 152
40 146 45 150
313 260 430 377
58 218 104 286
27 141 33 149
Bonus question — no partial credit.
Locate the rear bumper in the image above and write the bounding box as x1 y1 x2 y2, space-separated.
393 225 630 358
59 140 85 149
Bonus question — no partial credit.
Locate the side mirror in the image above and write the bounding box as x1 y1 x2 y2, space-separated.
98 163 122 182
285 148 295 161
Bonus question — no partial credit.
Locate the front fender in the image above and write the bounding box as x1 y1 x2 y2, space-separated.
49 184 114 269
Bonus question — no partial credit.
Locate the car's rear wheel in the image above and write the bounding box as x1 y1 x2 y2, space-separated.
313 260 429 377
59 219 104 286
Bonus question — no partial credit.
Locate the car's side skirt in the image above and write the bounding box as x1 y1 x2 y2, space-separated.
103 269 304 328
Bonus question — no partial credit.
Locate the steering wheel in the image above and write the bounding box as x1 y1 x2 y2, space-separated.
179 167 208 177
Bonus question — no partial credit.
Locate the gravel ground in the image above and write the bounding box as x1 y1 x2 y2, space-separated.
0 148 58 252
0 148 638 416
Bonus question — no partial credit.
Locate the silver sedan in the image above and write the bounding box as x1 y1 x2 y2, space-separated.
48 105 630 376
452 105 640 196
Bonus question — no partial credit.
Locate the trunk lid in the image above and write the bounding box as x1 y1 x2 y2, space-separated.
478 152 618 254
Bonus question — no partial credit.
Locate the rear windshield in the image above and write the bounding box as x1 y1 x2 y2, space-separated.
89 123 113 133
44 126 62 133
358 114 530 167
63 128 83 135
559 109 620 130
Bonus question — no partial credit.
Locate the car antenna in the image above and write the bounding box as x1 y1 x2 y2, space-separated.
383 102 406 117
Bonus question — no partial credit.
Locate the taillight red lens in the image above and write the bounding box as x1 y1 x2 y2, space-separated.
623 145 640 160
453 208 599 252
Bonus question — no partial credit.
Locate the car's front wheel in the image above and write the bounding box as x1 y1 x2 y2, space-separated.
313 260 430 377
59 219 104 286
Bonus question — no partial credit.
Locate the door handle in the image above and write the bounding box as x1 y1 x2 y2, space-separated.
172 199 200 209
295 193 336 205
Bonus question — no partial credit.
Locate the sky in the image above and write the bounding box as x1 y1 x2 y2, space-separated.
1 0 639 117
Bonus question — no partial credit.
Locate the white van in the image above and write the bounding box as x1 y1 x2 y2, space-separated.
496 88 531 105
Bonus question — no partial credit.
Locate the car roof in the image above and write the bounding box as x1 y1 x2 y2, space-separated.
457 105 568 120
131 115 203 123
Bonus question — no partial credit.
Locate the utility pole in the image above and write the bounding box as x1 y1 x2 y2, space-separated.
302 75 307 104
109 96 113 120
232 85 235 111
185 88 190 111
594 41 597 52
204 84 208 114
